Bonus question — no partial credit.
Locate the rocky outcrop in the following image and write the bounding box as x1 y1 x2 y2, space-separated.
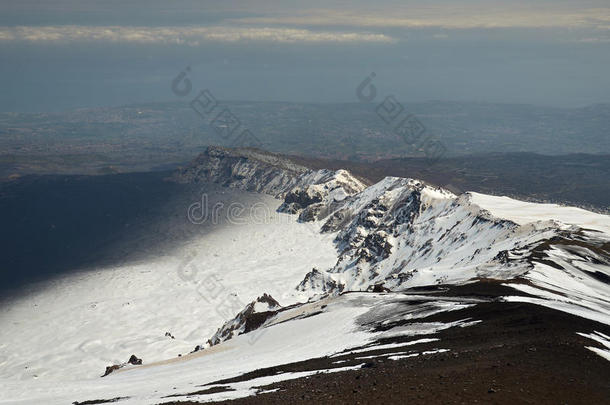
206 294 282 347
278 169 368 222
101 354 143 377
296 268 344 294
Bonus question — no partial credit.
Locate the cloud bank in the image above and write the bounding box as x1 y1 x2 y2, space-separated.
229 7 610 30
0 25 396 45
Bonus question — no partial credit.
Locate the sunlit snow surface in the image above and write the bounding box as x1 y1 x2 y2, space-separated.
465 192 610 325
1 182 610 404
0 192 340 403
468 192 610 234
1 291 478 404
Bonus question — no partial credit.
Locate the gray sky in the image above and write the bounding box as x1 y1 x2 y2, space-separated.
1 0 609 111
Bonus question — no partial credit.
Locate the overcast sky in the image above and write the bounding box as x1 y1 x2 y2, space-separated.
1 0 610 111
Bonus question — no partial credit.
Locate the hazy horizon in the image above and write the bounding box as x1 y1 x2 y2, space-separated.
2 0 610 112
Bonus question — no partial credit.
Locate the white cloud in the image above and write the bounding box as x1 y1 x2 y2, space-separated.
0 25 396 45
228 7 610 30
577 37 610 43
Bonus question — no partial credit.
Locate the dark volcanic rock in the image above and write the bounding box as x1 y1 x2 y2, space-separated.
102 365 121 377
128 355 142 365
206 294 282 347
101 354 143 377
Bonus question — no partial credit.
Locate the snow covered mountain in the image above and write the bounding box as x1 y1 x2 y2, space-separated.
174 147 608 348
1 146 609 404
169 146 610 355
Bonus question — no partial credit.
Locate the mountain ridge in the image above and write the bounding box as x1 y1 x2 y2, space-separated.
2 145 608 404
172 146 610 351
